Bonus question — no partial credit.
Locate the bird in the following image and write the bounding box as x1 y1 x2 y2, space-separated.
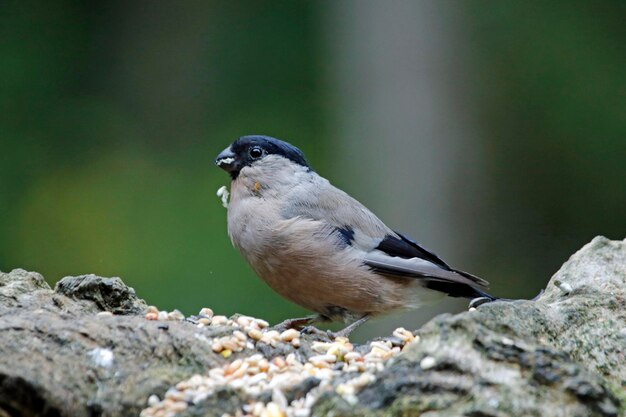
215 135 496 337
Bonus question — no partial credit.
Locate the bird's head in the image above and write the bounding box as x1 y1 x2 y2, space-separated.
215 135 310 180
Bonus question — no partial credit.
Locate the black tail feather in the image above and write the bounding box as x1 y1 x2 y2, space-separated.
424 280 498 301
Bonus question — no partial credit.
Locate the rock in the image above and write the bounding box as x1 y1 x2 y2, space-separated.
313 236 626 417
0 236 624 417
55 274 148 315
0 269 225 417
0 269 52 313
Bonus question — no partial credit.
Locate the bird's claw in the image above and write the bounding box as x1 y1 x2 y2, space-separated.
301 325 334 340
272 316 318 333
469 289 545 310
469 296 495 309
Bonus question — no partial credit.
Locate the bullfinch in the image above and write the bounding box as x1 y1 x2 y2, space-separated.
215 135 496 336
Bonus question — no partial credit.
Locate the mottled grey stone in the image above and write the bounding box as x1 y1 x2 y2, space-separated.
0 237 624 417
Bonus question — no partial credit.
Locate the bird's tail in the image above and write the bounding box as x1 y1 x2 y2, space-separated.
469 285 498 301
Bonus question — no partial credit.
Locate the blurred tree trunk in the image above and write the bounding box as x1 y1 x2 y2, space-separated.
323 0 487 335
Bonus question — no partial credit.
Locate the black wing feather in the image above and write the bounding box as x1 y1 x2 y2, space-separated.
370 231 490 293
376 232 452 270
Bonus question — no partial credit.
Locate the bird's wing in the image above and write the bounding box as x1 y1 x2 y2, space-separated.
363 231 491 298
281 175 491 298
281 175 394 238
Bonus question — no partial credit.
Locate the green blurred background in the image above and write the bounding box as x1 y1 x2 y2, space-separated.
1 1 624 340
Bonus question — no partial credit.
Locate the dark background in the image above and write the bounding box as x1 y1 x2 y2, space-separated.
2 1 624 340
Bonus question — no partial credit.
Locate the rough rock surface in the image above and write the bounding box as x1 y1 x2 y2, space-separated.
0 236 625 417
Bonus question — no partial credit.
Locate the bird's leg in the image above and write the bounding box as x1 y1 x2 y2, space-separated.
333 314 370 338
301 315 370 340
272 315 323 333
277 314 370 340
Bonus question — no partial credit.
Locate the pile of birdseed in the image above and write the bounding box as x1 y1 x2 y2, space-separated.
139 306 419 417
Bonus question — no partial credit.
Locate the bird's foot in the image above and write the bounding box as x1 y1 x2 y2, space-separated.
469 290 545 310
301 325 334 341
334 315 370 338
273 314 370 341
468 296 494 309
300 326 352 342
301 315 371 340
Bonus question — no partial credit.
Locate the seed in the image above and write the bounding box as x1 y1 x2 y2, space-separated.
265 330 280 339
252 401 265 416
211 315 228 326
258 358 270 372
157 311 168 321
311 354 337 363
343 352 361 362
292 409 310 417
369 347 388 357
198 318 211 326
167 310 185 321
222 339 240 351
420 356 436 370
279 329 300 342
309 359 333 369
336 384 355 396
352 372 376 388
199 307 214 317
327 342 351 357
265 402 286 417
237 317 249 327
291 338 301 348
255 319 270 328
211 341 223 352
311 342 332 353
247 353 263 363
230 362 249 378
225 359 243 375
162 398 184 411
230 378 244 389
363 352 384 361
164 388 183 400
221 349 232 358
233 330 247 342
96 311 113 318
248 329 263 340
370 341 391 351
352 362 367 372
246 386 262 397
272 357 286 368
188 374 203 386
285 353 300 366
392 327 415 343
554 279 573 295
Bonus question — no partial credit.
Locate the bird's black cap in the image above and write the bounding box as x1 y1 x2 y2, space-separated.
216 135 310 179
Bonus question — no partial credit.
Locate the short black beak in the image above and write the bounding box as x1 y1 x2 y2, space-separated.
215 147 238 173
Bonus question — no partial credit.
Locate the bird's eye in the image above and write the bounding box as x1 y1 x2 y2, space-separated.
249 147 264 159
